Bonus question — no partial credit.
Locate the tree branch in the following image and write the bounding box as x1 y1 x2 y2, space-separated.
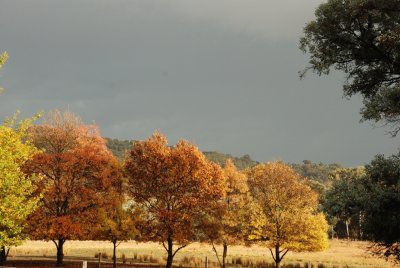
268 248 276 262
172 244 188 258
281 249 290 260
161 241 168 252
211 240 222 268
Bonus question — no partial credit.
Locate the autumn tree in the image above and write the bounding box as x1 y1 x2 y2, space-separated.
124 132 225 268
0 114 41 264
96 164 141 268
0 51 7 68
300 0 400 135
201 159 251 268
25 110 117 266
247 162 328 268
98 204 140 268
0 51 8 94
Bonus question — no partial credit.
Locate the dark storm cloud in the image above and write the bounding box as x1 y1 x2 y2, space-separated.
0 0 397 166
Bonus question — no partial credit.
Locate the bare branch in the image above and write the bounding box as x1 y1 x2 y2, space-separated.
268 248 276 262
172 244 188 258
211 240 222 268
281 249 290 260
161 241 168 252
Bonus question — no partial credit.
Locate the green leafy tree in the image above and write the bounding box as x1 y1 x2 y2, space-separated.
323 167 365 240
300 0 400 135
203 152 258 170
0 114 41 264
290 160 341 184
362 153 400 262
105 138 133 160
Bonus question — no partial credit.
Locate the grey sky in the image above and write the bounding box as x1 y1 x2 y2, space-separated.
0 0 397 166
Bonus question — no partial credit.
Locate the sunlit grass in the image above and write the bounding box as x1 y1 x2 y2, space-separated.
9 239 395 268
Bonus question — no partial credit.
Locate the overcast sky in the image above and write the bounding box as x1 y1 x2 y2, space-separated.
0 0 398 166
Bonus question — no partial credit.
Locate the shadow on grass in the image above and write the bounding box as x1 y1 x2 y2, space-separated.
5 259 164 268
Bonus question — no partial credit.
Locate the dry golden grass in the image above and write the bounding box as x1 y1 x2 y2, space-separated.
9 239 398 268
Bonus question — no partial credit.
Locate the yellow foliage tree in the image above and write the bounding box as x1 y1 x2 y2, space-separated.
0 51 9 93
0 114 41 264
96 166 141 268
0 52 7 68
247 161 328 268
202 159 252 268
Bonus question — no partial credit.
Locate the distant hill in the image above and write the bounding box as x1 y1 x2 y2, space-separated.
105 138 258 170
289 160 342 184
203 151 258 170
106 138 341 177
105 138 133 159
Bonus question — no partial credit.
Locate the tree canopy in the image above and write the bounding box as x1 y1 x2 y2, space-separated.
96 164 140 268
203 152 258 170
0 114 40 264
323 167 366 240
0 51 7 69
0 51 8 94
300 0 400 135
106 137 258 169
201 159 252 268
25 110 117 266
124 132 225 268
290 160 342 184
247 162 328 268
362 153 400 261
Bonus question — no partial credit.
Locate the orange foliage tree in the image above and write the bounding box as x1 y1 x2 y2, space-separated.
24 110 117 266
201 159 252 268
124 132 225 268
247 162 328 268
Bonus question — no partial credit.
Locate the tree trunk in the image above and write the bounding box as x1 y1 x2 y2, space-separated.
56 239 65 266
165 236 174 268
275 245 281 268
359 212 363 240
112 239 117 268
345 220 350 240
222 242 228 268
0 246 9 265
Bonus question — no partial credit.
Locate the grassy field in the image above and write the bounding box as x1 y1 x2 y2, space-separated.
8 240 398 268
